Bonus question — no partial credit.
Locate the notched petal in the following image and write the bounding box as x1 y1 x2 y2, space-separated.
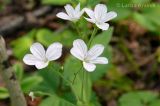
46 42 62 61
30 43 46 60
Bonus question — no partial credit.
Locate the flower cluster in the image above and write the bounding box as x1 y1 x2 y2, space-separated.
23 39 108 72
56 3 117 30
23 3 116 72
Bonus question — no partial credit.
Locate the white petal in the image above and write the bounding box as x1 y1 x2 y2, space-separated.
75 3 80 12
94 4 107 20
83 62 96 72
23 54 39 65
46 42 62 61
70 39 88 60
35 61 49 69
65 4 75 17
30 43 46 61
90 57 108 64
104 11 117 22
56 12 71 20
96 23 109 30
84 17 95 23
70 48 83 61
84 8 95 19
87 44 104 60
78 9 85 18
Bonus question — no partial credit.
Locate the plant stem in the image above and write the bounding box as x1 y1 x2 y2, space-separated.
73 22 81 37
49 65 81 101
81 69 85 103
85 71 88 101
88 27 98 47
52 68 72 85
72 66 83 84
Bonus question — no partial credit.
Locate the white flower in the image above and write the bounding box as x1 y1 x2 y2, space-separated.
84 4 117 30
29 92 35 101
70 39 108 72
56 3 84 22
23 42 62 69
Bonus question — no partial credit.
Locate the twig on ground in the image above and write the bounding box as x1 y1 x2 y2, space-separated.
0 36 27 106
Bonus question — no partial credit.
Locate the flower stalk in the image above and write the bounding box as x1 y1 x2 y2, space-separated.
88 26 98 47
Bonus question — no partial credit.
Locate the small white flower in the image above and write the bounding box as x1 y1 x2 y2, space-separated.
29 92 35 101
56 3 84 22
70 39 108 72
23 42 62 69
84 4 117 30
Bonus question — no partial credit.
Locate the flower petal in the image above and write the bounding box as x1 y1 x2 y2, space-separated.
83 62 96 72
84 17 95 23
96 23 109 30
35 61 49 69
56 12 71 20
78 9 85 18
46 42 62 61
70 39 87 60
84 8 95 19
23 54 39 65
87 44 104 60
64 4 75 17
94 4 107 20
30 43 46 61
75 3 80 12
103 11 117 22
90 57 108 64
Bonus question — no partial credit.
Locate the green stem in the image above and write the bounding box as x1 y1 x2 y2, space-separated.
72 66 83 84
81 69 85 103
54 69 72 85
73 22 81 37
88 27 98 47
85 71 88 101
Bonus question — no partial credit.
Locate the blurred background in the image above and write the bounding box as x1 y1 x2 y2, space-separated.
0 0 160 106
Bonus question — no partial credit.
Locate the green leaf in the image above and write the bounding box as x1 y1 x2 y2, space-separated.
36 28 77 47
36 28 56 46
90 46 112 82
13 63 24 81
107 0 132 21
142 5 160 26
86 0 100 7
119 91 158 106
131 0 151 4
91 27 113 46
10 29 36 59
35 63 61 94
150 99 160 106
132 12 157 31
39 95 76 106
138 91 158 103
90 28 113 82
64 56 92 103
0 87 9 99
21 76 43 92
41 0 71 5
